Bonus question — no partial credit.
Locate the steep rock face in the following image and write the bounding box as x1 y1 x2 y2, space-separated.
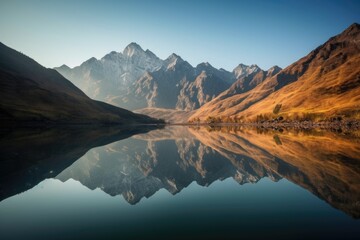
190 23 360 122
55 43 265 111
176 62 234 110
233 63 261 78
217 66 282 101
145 54 195 109
55 43 163 110
0 42 160 125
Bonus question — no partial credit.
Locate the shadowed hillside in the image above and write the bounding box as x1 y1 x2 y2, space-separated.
0 42 163 125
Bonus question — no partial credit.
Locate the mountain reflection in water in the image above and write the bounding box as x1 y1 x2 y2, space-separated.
53 125 359 218
1 125 360 239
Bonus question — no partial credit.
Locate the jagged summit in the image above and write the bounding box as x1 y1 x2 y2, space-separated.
124 42 142 50
266 65 282 78
80 57 98 67
196 62 213 68
58 64 71 70
341 22 360 36
234 63 248 69
166 53 182 61
123 42 144 57
145 49 158 58
54 42 266 111
233 63 261 79
164 53 186 70
267 65 282 73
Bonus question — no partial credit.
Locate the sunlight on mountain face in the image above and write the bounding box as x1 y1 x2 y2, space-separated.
0 1 359 239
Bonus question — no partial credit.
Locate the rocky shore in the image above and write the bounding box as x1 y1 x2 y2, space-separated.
244 119 360 131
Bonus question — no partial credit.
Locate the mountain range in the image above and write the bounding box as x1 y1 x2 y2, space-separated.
0 42 162 125
55 43 281 112
55 23 360 124
1 23 358 125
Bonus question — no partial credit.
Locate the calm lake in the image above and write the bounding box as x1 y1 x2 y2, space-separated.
0 125 359 239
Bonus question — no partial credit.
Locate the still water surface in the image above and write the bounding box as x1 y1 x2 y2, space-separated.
0 126 359 239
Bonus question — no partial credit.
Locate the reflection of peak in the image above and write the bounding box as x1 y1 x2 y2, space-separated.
56 126 280 206
53 126 360 218
0 125 159 202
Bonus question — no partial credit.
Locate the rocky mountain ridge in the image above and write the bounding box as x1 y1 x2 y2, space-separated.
55 43 279 111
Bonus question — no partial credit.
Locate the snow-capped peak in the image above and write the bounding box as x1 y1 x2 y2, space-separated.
164 53 184 70
123 42 144 57
233 63 261 79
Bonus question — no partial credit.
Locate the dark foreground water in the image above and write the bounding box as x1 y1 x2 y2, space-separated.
0 126 359 239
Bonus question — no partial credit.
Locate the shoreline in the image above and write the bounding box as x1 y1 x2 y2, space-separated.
168 120 360 130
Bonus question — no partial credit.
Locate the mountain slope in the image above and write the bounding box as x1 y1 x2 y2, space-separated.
189 23 360 122
0 42 162 125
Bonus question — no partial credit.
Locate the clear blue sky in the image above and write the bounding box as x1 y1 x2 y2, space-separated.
0 0 359 71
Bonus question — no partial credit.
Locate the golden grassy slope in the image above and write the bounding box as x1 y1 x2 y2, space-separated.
189 23 360 122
